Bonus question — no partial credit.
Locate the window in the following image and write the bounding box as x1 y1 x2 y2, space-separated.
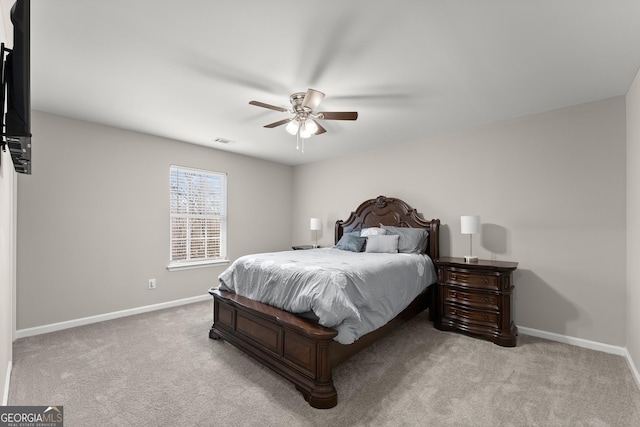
169 165 227 270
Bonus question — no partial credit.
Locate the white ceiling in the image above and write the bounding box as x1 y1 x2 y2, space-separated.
27 0 640 165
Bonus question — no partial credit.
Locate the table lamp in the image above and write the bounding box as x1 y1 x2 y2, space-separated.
461 215 480 263
310 218 321 248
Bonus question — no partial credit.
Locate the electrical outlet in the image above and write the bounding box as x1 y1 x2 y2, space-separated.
148 278 156 290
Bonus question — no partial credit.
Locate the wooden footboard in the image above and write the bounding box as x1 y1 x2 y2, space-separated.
209 285 433 409
209 289 339 408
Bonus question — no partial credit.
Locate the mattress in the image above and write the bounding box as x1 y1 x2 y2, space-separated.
217 247 437 344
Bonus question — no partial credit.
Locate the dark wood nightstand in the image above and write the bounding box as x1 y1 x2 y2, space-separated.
434 257 518 347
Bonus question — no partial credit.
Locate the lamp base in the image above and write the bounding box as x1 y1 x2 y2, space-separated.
464 255 478 263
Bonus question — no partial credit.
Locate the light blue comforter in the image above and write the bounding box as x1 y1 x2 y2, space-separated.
217 248 437 344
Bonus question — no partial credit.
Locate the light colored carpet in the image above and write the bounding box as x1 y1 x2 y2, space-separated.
8 300 640 426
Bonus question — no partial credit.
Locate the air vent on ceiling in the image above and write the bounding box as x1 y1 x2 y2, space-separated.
213 137 234 144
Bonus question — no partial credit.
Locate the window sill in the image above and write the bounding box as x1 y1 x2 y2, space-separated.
167 259 230 271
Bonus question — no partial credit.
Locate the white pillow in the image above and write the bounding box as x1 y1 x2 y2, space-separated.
360 227 387 237
365 234 399 253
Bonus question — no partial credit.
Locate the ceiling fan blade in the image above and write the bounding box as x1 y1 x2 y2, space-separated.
318 111 358 121
249 100 288 113
301 88 325 110
264 118 292 128
312 119 327 135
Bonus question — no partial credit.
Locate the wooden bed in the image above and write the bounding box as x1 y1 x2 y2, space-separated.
208 195 440 409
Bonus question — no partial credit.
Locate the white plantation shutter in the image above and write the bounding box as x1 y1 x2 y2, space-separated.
169 165 227 269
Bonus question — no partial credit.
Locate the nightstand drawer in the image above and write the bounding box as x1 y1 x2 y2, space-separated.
442 304 498 327
443 270 499 290
443 287 499 310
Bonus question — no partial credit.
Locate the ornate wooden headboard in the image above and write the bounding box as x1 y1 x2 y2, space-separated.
334 195 440 260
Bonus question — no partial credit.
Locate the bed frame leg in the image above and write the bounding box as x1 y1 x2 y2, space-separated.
209 324 222 340
296 383 338 409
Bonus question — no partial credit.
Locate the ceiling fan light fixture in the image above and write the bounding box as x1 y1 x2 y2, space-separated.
299 125 312 139
285 119 300 135
249 88 358 149
303 119 318 135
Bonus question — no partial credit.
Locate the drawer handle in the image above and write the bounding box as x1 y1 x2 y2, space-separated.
484 278 489 284
451 274 457 280
484 297 489 302
484 315 489 320
451 309 456 315
451 291 457 298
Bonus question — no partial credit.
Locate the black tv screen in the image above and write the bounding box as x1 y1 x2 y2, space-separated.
3 0 31 174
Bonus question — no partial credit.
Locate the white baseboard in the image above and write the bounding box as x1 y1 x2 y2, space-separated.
518 326 626 356
15 294 211 339
2 360 11 406
518 326 640 391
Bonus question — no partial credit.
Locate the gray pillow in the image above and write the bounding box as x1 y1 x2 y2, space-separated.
365 234 399 253
335 234 367 252
380 225 429 254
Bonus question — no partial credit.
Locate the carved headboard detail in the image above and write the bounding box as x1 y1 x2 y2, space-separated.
334 195 440 260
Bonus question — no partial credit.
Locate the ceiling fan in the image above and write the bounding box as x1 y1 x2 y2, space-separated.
249 88 358 144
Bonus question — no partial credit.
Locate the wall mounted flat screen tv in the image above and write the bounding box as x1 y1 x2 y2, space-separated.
1 0 31 174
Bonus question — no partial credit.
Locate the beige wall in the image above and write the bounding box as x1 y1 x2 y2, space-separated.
0 0 14 403
627 69 640 375
16 111 293 329
292 97 627 346
11 96 633 351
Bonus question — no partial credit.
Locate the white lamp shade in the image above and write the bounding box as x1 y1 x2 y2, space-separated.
310 218 322 231
303 119 318 135
299 126 312 139
461 215 481 234
285 119 300 135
